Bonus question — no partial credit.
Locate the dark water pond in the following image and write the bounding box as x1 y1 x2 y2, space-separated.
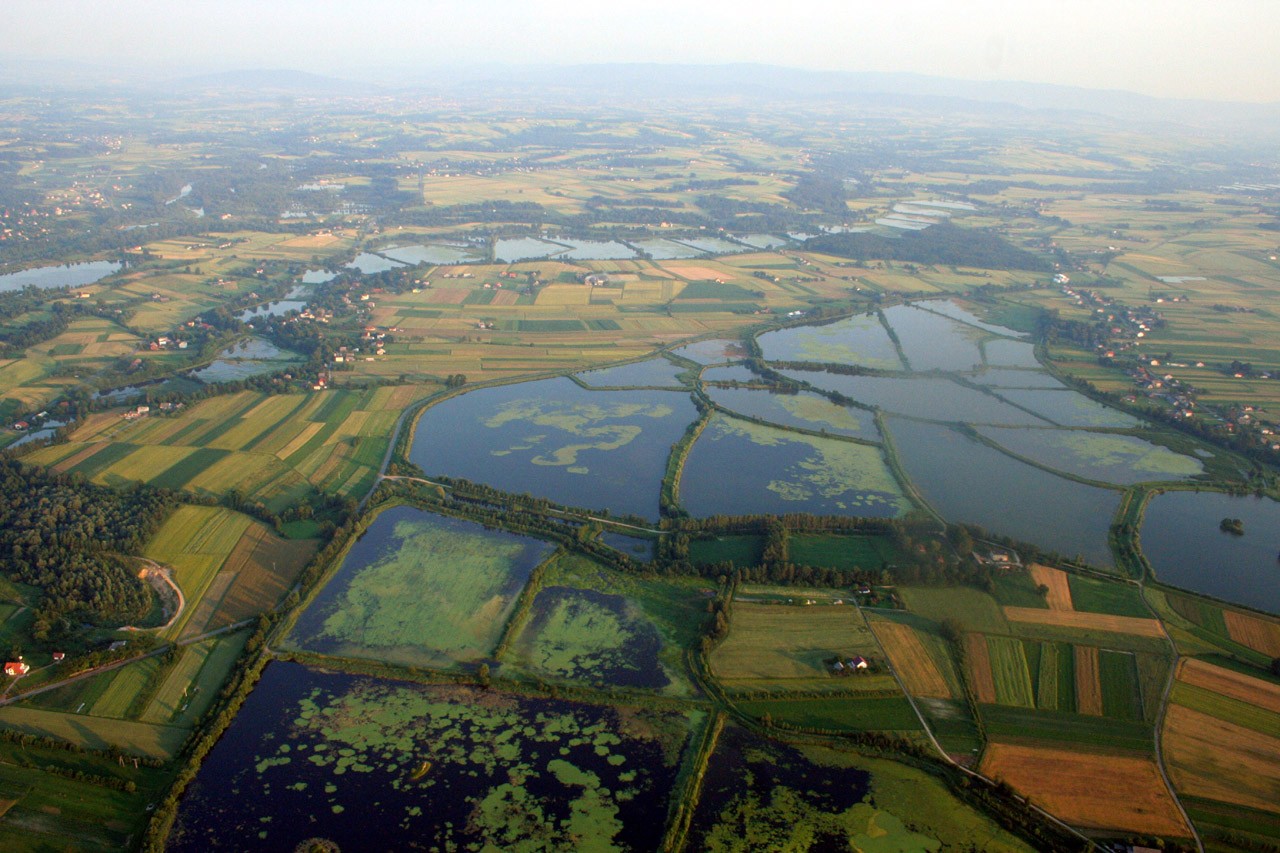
0 260 121 292
685 725 872 852
679 414 908 519
887 417 1119 568
410 378 698 520
599 531 655 562
169 662 688 852
576 358 687 388
704 385 880 441
1141 491 1280 614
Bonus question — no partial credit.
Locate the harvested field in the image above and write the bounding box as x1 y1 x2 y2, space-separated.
981 741 1190 836
1075 645 1103 716
1224 610 1280 657
424 288 470 304
1164 703 1280 815
1179 658 1280 715
871 621 952 699
660 264 726 280
965 633 997 703
1030 564 1073 611
1003 606 1164 637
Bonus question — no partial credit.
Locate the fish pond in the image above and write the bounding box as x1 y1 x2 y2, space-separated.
169 662 694 852
671 338 749 364
288 505 554 668
992 388 1138 428
508 586 670 690
409 378 698 520
0 260 122 292
598 532 655 563
1140 491 1280 614
918 299 1030 338
781 370 1048 427
699 364 758 383
982 339 1042 368
344 252 407 274
189 338 301 383
238 285 312 321
630 238 706 259
576 358 688 389
679 414 908 519
882 304 986 372
380 243 481 265
977 427 1204 486
972 368 1066 389
886 417 1120 568
757 313 902 369
703 385 880 442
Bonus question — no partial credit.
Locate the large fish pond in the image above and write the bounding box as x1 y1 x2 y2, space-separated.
1140 491 1280 614
287 506 555 668
168 661 695 852
403 299 1221 574
410 378 697 521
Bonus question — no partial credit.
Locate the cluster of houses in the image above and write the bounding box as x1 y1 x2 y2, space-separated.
828 655 871 675
4 652 65 677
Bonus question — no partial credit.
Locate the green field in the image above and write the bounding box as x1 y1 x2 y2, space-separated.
979 704 1154 752
1068 575 1150 618
901 586 1009 634
987 636 1036 708
1099 650 1143 719
0 705 186 760
787 533 902 572
689 535 763 567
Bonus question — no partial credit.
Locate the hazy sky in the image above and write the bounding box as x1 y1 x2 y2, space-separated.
5 0 1277 102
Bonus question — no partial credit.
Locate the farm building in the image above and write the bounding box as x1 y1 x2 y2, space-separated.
848 656 870 670
4 661 29 676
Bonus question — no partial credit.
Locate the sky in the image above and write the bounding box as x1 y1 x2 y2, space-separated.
3 0 1277 103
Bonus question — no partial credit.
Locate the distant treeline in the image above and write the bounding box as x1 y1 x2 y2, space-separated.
804 223 1051 271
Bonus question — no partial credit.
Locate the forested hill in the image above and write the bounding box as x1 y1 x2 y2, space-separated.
0 459 177 637
804 223 1052 271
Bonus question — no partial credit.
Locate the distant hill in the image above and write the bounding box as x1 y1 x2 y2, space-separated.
170 69 379 96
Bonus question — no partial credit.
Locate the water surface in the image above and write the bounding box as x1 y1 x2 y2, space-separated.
0 261 121 292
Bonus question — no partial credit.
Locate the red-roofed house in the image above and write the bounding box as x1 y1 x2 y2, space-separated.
4 661 29 676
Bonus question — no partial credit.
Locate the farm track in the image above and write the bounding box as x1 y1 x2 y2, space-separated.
0 618 253 709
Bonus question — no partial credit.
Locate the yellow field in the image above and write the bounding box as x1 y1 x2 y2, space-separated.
1177 657 1280 714
1224 610 1280 657
982 742 1190 836
870 620 953 699
1164 703 1280 815
1074 645 1103 716
965 633 997 703
1003 606 1164 638
1029 564 1073 611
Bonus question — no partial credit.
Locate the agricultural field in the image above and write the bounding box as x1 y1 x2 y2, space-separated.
981 742 1190 837
23 385 428 513
710 599 895 695
1163 657 1280 844
867 617 958 699
286 505 555 668
144 505 317 640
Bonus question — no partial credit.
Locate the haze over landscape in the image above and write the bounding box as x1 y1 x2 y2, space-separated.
2 3 1280 852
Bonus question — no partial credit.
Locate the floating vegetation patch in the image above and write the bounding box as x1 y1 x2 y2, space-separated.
978 427 1203 485
288 506 553 668
703 385 880 441
757 313 903 369
170 663 693 852
511 586 670 690
680 414 908 518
